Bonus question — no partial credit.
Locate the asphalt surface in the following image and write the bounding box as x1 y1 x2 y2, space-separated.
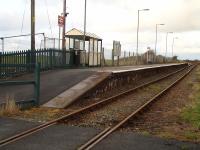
1 118 199 150
94 132 200 150
0 117 39 141
0 123 100 150
0 69 95 104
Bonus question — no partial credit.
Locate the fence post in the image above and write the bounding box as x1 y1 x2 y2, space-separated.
102 48 105 67
112 49 114 66
34 63 40 106
31 50 36 68
69 50 75 67
63 50 66 67
124 51 126 65
117 56 119 66
50 49 53 69
26 50 31 72
0 52 2 76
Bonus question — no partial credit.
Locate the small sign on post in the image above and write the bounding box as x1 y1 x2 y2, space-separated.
58 15 64 27
58 15 64 50
112 41 121 66
113 41 121 57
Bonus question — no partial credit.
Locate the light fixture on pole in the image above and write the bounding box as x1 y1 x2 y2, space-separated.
83 0 88 66
172 37 178 57
136 8 150 64
165 32 173 62
155 23 165 62
83 0 87 51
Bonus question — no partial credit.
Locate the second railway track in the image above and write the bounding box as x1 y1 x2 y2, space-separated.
0 64 194 148
77 65 196 150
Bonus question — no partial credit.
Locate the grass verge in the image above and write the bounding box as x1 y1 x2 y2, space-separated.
0 95 20 116
181 69 200 129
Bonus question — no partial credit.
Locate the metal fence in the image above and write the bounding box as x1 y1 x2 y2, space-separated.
0 63 40 108
104 49 170 67
0 49 87 78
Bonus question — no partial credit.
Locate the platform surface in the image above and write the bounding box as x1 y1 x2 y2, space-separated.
43 72 111 108
0 69 95 105
0 64 184 105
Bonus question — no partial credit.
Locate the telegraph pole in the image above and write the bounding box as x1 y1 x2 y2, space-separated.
62 0 66 50
31 0 35 51
31 0 36 64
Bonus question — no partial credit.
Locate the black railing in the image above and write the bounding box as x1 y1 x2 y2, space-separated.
0 49 87 78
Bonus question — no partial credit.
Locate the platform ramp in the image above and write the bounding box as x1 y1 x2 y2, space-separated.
43 72 111 108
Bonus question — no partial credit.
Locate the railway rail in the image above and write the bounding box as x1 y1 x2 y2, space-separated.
78 64 196 150
0 64 193 148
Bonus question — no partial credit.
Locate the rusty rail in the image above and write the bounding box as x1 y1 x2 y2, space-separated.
78 65 196 150
0 65 189 147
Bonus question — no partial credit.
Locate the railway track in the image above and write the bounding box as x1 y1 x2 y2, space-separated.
0 64 193 148
77 64 196 150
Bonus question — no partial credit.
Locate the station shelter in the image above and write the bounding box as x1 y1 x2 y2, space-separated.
65 28 103 67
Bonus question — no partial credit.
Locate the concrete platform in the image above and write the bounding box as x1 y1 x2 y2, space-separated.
43 63 186 109
90 63 185 73
0 118 199 150
0 63 186 106
110 63 186 73
43 72 111 108
0 69 95 105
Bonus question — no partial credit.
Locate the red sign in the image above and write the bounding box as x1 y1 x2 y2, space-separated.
58 15 64 27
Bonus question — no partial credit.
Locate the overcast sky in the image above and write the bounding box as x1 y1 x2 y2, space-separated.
0 0 200 60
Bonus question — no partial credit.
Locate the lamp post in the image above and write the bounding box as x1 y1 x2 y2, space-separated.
136 9 150 64
165 32 173 62
155 23 165 63
172 37 178 57
83 0 87 51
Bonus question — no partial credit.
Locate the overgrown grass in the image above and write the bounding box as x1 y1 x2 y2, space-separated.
0 95 19 116
181 102 200 129
149 84 162 91
184 131 199 141
181 68 200 129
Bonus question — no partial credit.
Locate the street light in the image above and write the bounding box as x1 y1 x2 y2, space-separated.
83 0 87 51
155 23 165 62
136 8 150 64
165 32 173 62
172 37 178 57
